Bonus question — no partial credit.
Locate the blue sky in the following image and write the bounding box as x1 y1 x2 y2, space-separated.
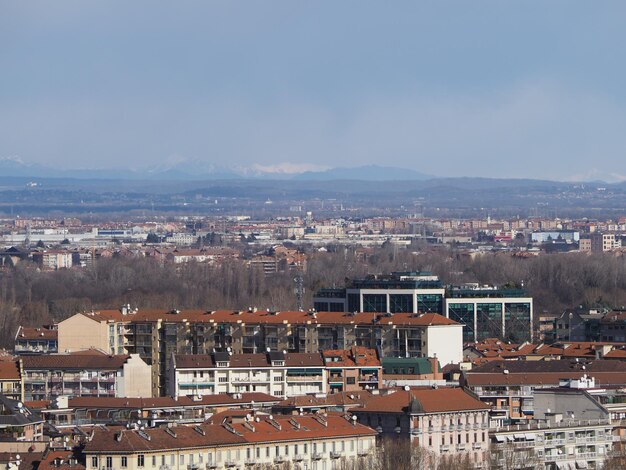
2 1 626 180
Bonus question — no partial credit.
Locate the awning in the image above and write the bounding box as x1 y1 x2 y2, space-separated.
506 435 514 441
576 461 588 469
494 435 505 442
513 433 525 440
555 462 565 469
525 433 536 440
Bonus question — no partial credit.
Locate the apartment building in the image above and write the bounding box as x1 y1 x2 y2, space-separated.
0 395 45 443
351 387 489 462
83 413 377 470
489 388 615 469
445 284 533 343
14 325 58 355
20 351 152 401
56 308 462 396
169 351 326 399
461 359 626 423
0 361 23 402
322 347 382 393
313 272 446 314
37 393 280 429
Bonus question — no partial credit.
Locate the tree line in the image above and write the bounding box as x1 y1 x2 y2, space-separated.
1 244 626 347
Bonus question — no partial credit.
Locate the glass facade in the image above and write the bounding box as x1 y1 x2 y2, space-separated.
417 294 444 314
347 293 360 313
448 303 476 342
505 302 532 342
476 303 503 340
363 294 387 313
390 294 413 313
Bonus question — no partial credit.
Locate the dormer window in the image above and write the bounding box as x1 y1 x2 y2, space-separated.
217 361 229 368
272 360 285 366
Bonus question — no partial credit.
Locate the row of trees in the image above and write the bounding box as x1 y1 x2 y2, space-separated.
1 244 626 347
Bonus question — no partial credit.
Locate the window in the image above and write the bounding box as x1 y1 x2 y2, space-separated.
219 377 228 383
106 457 112 469
276 446 280 456
179 455 185 465
91 457 98 468
137 455 145 467
121 457 128 468
151 456 156 466
347 377 355 385
266 447 270 457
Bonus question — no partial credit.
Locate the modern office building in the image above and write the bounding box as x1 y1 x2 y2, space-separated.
445 284 533 343
314 274 533 343
313 272 446 314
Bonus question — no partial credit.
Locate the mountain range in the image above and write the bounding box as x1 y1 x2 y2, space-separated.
0 157 433 182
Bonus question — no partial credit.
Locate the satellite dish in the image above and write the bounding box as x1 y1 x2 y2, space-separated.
17 402 23 409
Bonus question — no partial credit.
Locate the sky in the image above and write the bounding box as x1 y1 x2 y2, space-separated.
2 1 626 181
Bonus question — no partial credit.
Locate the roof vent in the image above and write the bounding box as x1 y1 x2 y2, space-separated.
137 430 151 441
165 428 177 438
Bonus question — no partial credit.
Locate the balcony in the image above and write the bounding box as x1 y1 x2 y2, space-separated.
293 455 304 462
312 453 323 460
205 463 218 469
441 445 450 452
244 459 257 466
274 456 287 464
358 449 370 457
330 451 343 459
457 444 466 451
286 375 323 383
224 460 237 467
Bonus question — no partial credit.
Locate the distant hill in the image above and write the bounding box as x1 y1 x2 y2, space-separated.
293 165 433 181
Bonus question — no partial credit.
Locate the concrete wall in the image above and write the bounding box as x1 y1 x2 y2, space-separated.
534 389 609 421
423 324 463 366
58 314 108 353
118 354 153 398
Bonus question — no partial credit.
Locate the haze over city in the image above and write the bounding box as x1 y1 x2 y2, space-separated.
2 1 626 181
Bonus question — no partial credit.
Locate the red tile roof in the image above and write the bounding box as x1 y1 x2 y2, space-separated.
0 360 21 380
78 309 459 328
355 387 488 414
16 326 58 341
322 347 380 368
66 393 279 410
175 352 323 369
21 352 132 370
84 414 376 453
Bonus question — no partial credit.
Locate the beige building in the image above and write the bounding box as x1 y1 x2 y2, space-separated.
21 351 152 401
83 413 377 470
352 387 490 463
57 308 462 396
169 351 327 398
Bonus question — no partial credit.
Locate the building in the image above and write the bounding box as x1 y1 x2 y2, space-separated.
0 361 23 402
57 308 463 396
445 284 533 343
489 388 615 469
83 413 377 470
37 393 280 429
14 326 58 355
169 351 326 399
31 250 73 270
461 359 626 423
313 272 446 314
351 387 490 461
322 347 382 393
554 310 603 342
381 357 444 387
0 395 45 443
21 351 152 401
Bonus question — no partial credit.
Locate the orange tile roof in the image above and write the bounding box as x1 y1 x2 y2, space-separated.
84 414 376 453
322 347 380 367
0 360 20 380
356 387 488 414
78 309 459 328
